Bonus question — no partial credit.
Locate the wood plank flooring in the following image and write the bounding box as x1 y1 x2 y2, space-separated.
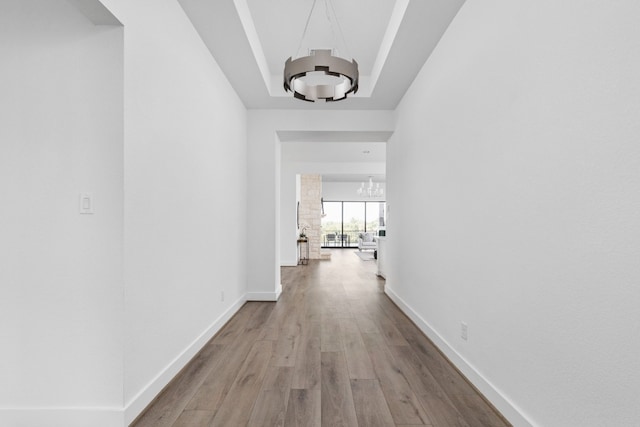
131 249 511 427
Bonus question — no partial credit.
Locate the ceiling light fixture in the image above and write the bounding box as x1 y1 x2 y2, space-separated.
283 0 359 102
357 176 384 198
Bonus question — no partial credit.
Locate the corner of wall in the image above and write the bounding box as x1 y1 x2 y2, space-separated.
246 283 282 302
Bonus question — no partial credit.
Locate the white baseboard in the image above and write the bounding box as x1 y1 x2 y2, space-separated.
384 284 534 427
124 294 247 425
0 407 124 427
246 283 282 301
281 260 298 267
0 297 247 427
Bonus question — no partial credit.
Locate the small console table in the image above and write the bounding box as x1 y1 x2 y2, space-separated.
297 239 309 265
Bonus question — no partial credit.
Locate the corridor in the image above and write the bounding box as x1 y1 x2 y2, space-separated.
133 250 509 426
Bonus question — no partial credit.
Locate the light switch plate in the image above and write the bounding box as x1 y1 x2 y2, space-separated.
79 193 94 214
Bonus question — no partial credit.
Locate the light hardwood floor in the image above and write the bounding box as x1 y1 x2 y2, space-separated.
132 249 511 427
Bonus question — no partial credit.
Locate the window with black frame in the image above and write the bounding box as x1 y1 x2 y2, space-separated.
321 201 385 248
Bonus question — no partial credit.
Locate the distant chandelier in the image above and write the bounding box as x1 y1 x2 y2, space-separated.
357 177 384 198
283 0 359 102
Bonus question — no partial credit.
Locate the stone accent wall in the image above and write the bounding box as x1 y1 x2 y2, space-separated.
299 175 322 260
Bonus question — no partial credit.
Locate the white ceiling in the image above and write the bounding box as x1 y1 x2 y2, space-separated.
247 0 397 77
323 174 386 183
176 0 465 182
281 141 386 163
277 130 393 143
177 0 466 110
281 140 386 183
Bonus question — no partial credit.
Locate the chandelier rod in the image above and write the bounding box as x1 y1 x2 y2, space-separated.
326 0 351 59
295 0 318 58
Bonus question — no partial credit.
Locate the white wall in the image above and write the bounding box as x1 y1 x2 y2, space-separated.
1 1 248 425
387 1 640 426
0 1 124 425
96 0 248 422
280 165 299 266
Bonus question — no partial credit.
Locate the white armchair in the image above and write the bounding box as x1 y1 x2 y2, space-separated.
357 232 377 251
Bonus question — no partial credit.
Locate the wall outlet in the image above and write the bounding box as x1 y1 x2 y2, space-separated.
461 322 468 341
221 291 225 302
